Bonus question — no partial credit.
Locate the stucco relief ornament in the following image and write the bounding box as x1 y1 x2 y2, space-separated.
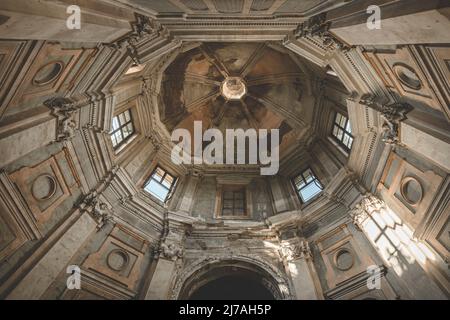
93 202 115 230
281 240 312 261
160 241 184 261
77 192 114 230
380 102 413 145
44 97 78 142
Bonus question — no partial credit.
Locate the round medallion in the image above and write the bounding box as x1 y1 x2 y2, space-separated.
393 63 421 90
400 176 423 206
33 61 64 86
107 249 129 271
31 174 57 201
334 249 354 271
221 77 247 100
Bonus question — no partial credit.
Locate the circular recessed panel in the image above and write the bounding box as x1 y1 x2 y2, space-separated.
334 249 354 271
400 176 423 205
107 249 129 271
221 77 247 100
33 61 64 86
31 174 57 201
393 63 422 90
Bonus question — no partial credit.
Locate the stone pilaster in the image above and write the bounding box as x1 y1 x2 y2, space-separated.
144 223 186 300
280 237 323 300
6 210 97 299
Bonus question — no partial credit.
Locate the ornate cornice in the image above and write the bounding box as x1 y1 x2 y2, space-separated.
109 14 166 65
293 13 350 51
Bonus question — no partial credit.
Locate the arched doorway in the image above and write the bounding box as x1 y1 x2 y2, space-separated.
175 258 292 300
189 269 275 300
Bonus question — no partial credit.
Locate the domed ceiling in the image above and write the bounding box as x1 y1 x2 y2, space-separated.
160 42 316 154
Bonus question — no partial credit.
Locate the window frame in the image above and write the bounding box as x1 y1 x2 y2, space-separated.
216 185 249 219
292 168 324 204
143 166 177 203
110 109 135 150
331 111 353 152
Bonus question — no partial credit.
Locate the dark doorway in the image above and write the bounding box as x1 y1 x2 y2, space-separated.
189 274 275 300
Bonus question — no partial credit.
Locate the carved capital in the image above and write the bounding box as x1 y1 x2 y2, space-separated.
159 241 184 261
281 239 312 261
350 194 385 230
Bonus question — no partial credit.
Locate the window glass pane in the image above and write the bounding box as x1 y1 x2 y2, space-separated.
332 125 339 138
124 110 131 122
223 200 234 208
111 135 117 147
123 126 131 139
300 182 322 202
346 120 352 133
145 179 169 201
222 208 232 216
303 169 313 183
348 137 353 148
127 123 134 133
343 134 350 147
234 199 244 208
119 113 126 124
336 128 344 140
165 174 174 184
112 117 119 130
153 168 165 182
223 191 234 199
294 168 323 203
335 113 342 125
222 188 246 216
339 115 347 127
234 192 244 200
296 180 305 190
143 167 176 202
161 176 172 188
115 131 123 144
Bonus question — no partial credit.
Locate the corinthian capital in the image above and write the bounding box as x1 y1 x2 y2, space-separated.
350 194 385 230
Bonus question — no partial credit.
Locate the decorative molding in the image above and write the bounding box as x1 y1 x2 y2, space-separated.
109 14 166 65
293 13 349 51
